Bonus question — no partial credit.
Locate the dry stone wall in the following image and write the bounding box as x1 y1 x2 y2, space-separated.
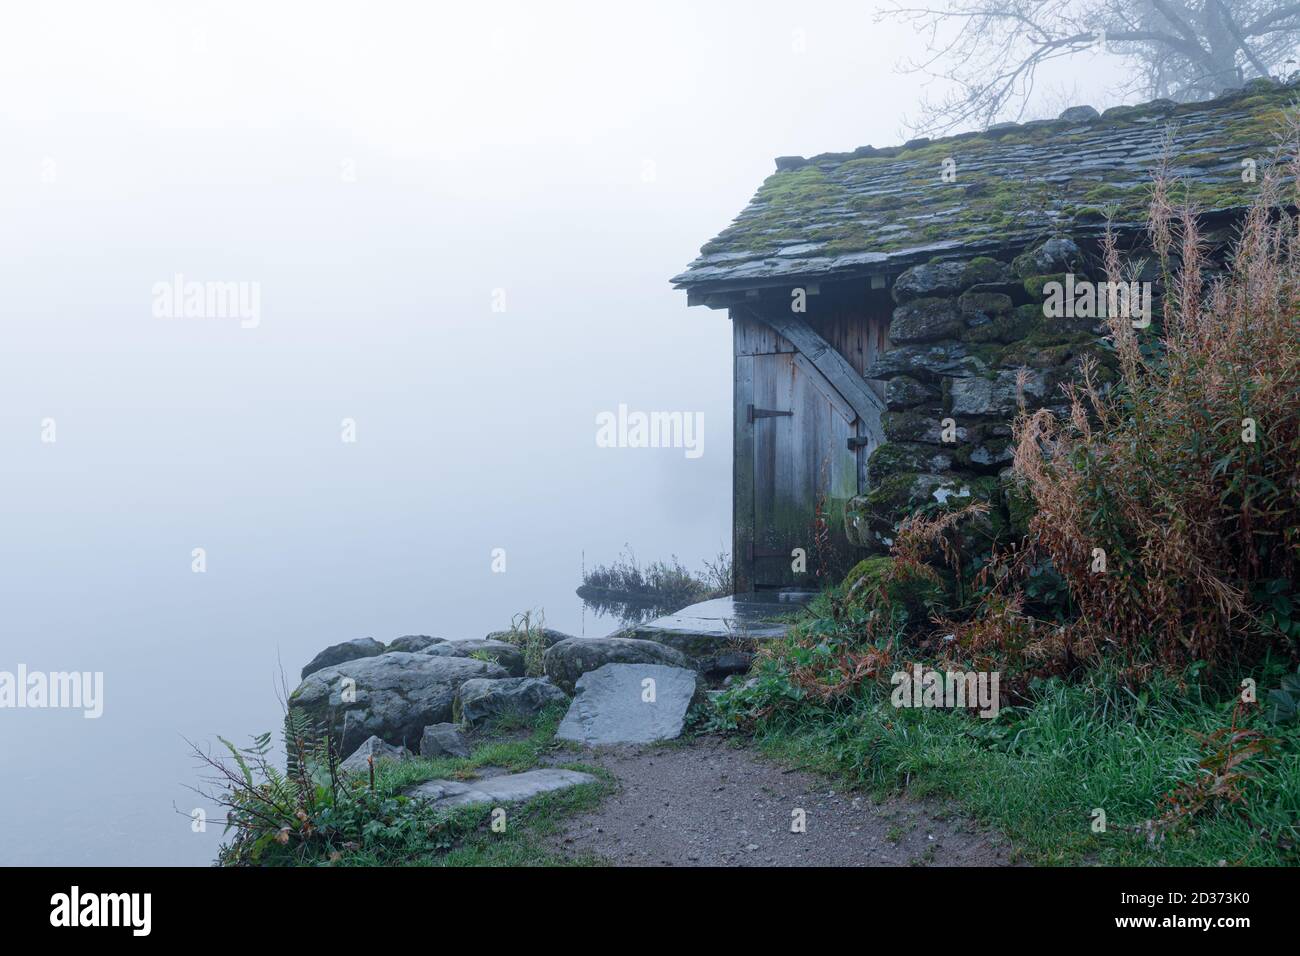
846 236 1122 556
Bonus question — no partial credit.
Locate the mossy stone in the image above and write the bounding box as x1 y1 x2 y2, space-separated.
882 409 942 443
841 556 944 617
1023 273 1069 301
960 257 1011 287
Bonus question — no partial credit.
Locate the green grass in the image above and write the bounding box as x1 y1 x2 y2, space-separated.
714 643 1300 866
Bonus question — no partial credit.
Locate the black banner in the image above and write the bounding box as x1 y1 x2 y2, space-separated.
3 866 1279 939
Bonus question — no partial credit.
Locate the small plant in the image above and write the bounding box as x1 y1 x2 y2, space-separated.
501 609 548 677
1154 700 1277 835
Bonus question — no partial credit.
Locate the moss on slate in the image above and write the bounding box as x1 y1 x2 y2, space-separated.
681 83 1299 281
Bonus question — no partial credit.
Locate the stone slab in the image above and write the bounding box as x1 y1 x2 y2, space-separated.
404 768 597 807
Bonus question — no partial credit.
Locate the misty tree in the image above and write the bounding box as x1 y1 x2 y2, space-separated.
880 1 1300 133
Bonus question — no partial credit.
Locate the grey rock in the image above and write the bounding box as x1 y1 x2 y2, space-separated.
865 341 987 382
969 440 1015 467
419 722 470 759
1012 238 1082 278
556 663 705 746
701 651 754 680
885 375 940 410
420 639 525 677
405 768 597 807
868 440 954 476
543 637 688 694
483 627 572 649
456 676 568 725
1057 105 1100 122
300 637 385 680
338 735 410 775
890 297 966 343
961 258 1013 286
288 652 508 754
891 261 967 302
950 369 1046 416
387 635 448 653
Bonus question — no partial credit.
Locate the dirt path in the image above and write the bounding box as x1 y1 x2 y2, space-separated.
545 735 1015 866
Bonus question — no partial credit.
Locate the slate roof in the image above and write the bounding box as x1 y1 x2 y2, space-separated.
673 80 1296 293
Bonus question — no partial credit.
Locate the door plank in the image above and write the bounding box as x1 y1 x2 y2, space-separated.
733 352 755 594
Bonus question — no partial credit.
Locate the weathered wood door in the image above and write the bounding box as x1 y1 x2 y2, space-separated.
734 312 881 591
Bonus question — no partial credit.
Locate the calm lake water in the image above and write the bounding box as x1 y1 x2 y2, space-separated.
0 382 730 865
0 177 733 866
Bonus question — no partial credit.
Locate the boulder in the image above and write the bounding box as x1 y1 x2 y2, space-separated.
1012 238 1082 278
421 639 525 677
846 472 953 552
865 341 987 383
556 663 705 746
958 291 1014 322
950 369 1046 417
1057 105 1100 123
300 637 385 680
891 261 967 303
960 257 1012 287
387 635 448 653
842 556 945 619
456 677 568 725
885 375 940 410
889 297 965 343
881 408 958 444
338 735 410 775
700 651 754 681
288 652 508 754
483 627 573 649
543 637 688 694
419 722 471 759
868 441 954 478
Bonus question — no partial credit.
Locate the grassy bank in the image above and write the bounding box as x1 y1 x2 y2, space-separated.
709 601 1300 866
209 706 611 867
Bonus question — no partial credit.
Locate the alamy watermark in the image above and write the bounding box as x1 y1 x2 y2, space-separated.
0 665 103 718
1042 273 1151 328
152 273 261 329
890 664 1000 718
50 886 150 936
595 404 704 459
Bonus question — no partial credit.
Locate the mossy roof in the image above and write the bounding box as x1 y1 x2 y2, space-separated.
672 80 1296 292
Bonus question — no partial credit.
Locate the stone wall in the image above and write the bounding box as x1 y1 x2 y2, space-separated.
844 236 1118 556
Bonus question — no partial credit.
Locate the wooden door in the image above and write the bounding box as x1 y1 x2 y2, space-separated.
734 308 868 589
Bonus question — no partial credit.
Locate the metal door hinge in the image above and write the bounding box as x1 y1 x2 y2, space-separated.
747 404 793 423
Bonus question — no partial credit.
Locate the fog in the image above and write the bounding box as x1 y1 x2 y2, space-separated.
0 2 1116 864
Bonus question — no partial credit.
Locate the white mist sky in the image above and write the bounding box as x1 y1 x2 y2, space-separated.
0 2 1119 864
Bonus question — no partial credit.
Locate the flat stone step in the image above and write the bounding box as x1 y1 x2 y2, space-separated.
404 768 598 808
556 663 703 746
632 592 811 661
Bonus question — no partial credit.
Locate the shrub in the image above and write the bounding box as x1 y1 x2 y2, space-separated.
1010 148 1300 675
576 548 730 622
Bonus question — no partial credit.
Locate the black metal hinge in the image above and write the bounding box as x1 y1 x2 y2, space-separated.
747 404 793 423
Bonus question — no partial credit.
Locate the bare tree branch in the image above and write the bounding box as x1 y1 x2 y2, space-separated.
879 1 1300 136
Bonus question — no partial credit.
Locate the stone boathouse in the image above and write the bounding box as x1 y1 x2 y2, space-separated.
673 79 1292 593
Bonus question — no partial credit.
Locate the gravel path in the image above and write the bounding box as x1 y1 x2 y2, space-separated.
547 735 1015 866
